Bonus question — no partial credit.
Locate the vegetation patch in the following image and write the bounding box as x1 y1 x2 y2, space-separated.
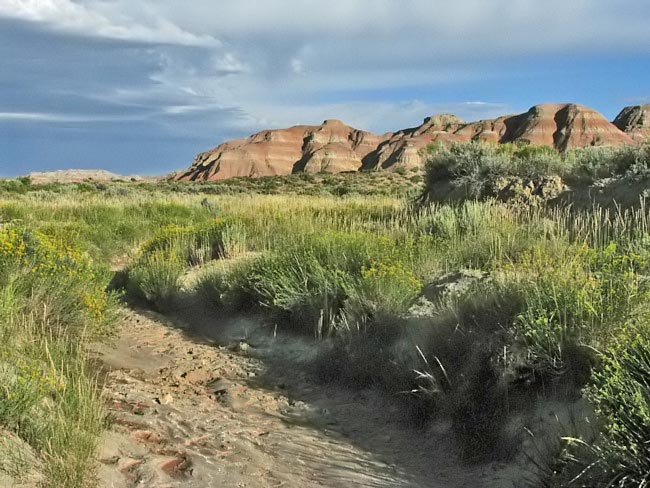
4 148 650 483
420 141 650 205
0 227 116 487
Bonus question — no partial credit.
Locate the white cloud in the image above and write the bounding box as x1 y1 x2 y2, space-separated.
153 0 650 57
0 111 147 123
0 111 80 122
0 0 218 46
2 0 649 152
69 0 647 132
4 1 649 54
214 53 249 75
290 58 305 75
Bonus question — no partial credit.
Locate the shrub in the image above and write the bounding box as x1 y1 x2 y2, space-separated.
245 250 355 334
139 220 228 266
195 264 228 308
194 259 256 310
510 242 650 382
343 260 422 333
560 335 650 487
569 144 650 181
127 249 184 311
412 284 525 460
232 230 421 335
221 221 248 258
450 349 511 461
420 142 650 202
424 142 519 199
0 226 113 487
0 227 116 336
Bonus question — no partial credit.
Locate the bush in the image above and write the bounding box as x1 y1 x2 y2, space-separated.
127 250 184 311
0 227 116 336
424 142 520 199
0 226 113 486
560 335 650 486
195 264 228 308
221 221 248 258
139 220 229 266
193 258 258 310
343 260 422 333
450 349 511 461
412 284 525 460
509 242 650 382
569 144 650 181
126 219 248 308
234 230 421 334
245 249 355 334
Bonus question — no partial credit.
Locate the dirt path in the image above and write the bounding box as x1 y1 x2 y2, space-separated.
93 307 526 487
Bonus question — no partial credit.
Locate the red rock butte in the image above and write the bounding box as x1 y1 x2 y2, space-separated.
176 103 646 181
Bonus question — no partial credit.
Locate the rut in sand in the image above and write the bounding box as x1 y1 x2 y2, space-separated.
93 301 572 487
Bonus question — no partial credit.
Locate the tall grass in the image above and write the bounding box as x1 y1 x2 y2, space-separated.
0 227 115 487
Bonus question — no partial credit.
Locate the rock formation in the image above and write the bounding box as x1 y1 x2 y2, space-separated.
176 120 388 181
613 105 650 142
504 104 633 151
177 103 639 181
361 114 466 170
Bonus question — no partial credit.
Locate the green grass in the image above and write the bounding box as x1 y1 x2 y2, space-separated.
4 160 650 482
0 227 116 487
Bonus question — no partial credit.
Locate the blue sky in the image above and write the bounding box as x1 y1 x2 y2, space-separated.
1 0 649 177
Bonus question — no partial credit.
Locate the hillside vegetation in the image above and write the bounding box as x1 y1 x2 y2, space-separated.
1 142 650 486
421 141 650 205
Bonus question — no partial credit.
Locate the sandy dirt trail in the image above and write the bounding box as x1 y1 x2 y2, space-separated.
94 306 525 488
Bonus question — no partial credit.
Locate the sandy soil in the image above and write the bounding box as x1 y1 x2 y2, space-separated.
93 305 541 488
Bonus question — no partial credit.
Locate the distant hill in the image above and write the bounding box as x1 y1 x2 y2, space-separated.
176 103 646 182
27 170 158 184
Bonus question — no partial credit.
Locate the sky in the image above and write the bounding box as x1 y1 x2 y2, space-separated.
0 0 649 177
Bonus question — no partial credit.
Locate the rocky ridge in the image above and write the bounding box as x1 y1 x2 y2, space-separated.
177 104 647 181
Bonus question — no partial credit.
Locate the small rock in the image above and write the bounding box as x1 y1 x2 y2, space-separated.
159 456 191 477
154 393 174 405
132 430 166 444
118 457 143 473
100 455 120 465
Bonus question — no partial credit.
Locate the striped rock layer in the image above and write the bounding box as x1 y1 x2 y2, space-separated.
177 104 645 181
